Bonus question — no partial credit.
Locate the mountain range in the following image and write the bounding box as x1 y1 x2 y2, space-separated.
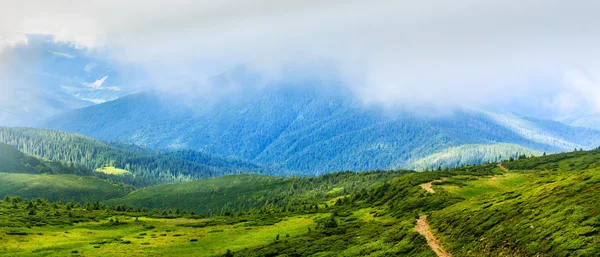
3 42 600 175
42 65 600 175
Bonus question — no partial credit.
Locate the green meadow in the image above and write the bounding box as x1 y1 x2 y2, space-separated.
95 167 130 175
439 172 530 198
1 214 318 257
0 173 132 203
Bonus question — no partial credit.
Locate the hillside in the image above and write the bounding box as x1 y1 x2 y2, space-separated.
430 169 600 256
106 170 409 215
0 142 40 174
423 150 600 256
0 173 132 203
43 70 600 175
0 142 92 175
0 127 269 186
2 149 600 256
0 143 132 202
370 149 600 256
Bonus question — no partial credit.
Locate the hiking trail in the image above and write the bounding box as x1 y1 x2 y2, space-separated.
419 178 447 194
415 216 453 257
497 163 510 172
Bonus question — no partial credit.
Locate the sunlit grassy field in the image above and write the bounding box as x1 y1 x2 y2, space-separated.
95 167 130 175
0 214 319 257
438 173 530 198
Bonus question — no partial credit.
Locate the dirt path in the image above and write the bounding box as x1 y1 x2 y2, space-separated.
420 178 447 194
415 216 453 257
497 163 510 172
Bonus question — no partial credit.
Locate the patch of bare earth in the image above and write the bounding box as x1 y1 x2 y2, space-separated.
497 163 510 172
415 216 453 257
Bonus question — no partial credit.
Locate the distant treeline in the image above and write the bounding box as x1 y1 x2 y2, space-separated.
0 127 269 187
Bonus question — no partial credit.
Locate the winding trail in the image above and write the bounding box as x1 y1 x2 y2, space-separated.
416 179 453 257
497 163 510 172
415 164 508 256
419 178 447 194
415 216 453 257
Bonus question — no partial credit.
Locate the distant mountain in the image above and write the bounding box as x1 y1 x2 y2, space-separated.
407 143 541 171
0 34 140 126
560 113 600 131
42 66 600 175
0 127 270 186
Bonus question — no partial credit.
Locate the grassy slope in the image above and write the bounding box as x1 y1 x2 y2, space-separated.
107 171 410 215
0 142 33 173
439 173 531 198
0 142 133 203
2 148 600 256
0 187 434 257
0 173 132 203
426 150 600 256
106 175 289 214
1 214 318 257
0 142 90 176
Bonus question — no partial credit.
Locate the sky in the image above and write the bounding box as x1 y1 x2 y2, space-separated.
2 0 600 120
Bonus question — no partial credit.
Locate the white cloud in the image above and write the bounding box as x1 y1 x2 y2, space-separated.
90 76 108 89
1 0 600 115
84 63 98 73
554 70 600 117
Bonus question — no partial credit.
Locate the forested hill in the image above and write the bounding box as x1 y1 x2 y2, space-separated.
44 81 600 174
0 127 270 186
0 142 89 175
0 142 133 202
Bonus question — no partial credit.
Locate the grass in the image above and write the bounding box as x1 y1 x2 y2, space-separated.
105 171 409 215
4 148 600 256
0 173 132 202
326 187 345 195
429 165 600 256
105 174 291 215
0 214 318 257
439 173 530 198
95 167 130 175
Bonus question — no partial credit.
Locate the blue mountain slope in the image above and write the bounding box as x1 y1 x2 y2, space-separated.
44 70 600 175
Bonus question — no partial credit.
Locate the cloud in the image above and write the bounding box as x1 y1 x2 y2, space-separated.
553 70 600 117
90 76 108 89
2 0 600 116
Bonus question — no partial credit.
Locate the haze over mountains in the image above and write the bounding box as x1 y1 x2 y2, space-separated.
43 65 600 175
0 35 139 126
1 36 598 176
4 2 600 256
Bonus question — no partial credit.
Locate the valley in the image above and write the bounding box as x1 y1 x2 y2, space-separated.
3 3 600 257
1 142 600 256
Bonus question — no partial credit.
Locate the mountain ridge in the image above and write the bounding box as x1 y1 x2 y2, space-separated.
43 87 600 175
